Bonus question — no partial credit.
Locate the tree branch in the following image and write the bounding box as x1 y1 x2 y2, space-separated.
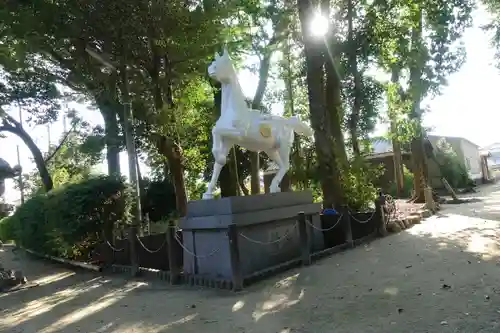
44 122 78 164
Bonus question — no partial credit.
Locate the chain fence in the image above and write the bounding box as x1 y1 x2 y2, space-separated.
173 232 221 259
135 233 169 254
348 210 376 224
96 198 426 272
239 222 298 245
102 233 124 252
305 213 343 231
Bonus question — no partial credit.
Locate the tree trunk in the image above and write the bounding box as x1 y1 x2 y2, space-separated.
390 68 404 197
283 35 305 189
219 149 239 197
298 0 344 208
411 137 427 202
157 136 188 216
97 99 121 178
346 0 363 156
103 109 121 177
409 6 428 203
249 47 274 195
98 75 122 178
325 60 349 167
0 118 53 192
239 177 249 195
322 2 348 169
148 51 188 215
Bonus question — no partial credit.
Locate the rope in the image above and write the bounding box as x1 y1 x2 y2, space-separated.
306 214 343 231
174 233 220 258
135 234 168 254
349 210 376 224
239 223 297 245
102 234 124 252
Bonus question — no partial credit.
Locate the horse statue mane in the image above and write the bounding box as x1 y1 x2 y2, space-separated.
203 48 314 200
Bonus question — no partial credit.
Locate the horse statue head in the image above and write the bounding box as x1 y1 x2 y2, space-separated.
208 48 236 84
0 158 21 197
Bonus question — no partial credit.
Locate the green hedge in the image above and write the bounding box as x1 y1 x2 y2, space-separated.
0 175 133 260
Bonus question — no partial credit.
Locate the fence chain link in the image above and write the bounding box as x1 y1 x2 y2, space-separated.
239 223 298 245
348 210 376 224
174 233 220 258
306 214 343 231
102 233 124 252
135 233 169 254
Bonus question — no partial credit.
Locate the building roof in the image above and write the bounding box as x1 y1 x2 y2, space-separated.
369 135 479 156
481 142 500 152
430 135 479 148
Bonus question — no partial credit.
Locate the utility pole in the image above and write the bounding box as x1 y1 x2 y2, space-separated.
63 115 68 133
121 62 141 275
47 124 51 151
17 104 24 204
16 145 24 204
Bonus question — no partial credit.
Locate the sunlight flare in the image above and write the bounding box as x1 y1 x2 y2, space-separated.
309 12 329 37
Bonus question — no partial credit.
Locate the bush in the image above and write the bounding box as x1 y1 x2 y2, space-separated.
342 157 384 211
141 179 177 222
306 156 382 211
1 175 133 259
388 165 414 198
435 139 471 189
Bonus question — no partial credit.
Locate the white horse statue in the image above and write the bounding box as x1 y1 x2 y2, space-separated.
203 48 314 199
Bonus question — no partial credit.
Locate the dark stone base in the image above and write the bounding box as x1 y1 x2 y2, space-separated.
180 191 323 280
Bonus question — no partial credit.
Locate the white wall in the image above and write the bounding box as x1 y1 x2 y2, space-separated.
460 139 482 180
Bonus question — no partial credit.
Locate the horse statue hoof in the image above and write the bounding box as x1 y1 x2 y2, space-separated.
269 186 281 193
202 192 214 200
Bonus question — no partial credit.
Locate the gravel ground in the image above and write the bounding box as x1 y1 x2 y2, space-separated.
2 184 500 333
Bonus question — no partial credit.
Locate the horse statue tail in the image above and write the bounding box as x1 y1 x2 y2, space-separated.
286 116 314 137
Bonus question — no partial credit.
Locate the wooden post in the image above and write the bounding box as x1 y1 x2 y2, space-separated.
166 221 181 284
227 224 243 291
342 206 354 247
297 212 311 266
375 192 388 237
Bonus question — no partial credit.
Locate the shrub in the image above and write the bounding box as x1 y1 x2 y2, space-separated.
141 179 177 222
342 157 384 211
1 175 133 259
435 138 471 189
388 165 414 198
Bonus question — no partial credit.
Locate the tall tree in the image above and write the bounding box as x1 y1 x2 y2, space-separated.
297 0 346 208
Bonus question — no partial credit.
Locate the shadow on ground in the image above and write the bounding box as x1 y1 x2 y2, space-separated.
3 185 500 332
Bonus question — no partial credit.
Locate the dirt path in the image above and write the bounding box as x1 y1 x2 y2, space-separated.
3 185 500 333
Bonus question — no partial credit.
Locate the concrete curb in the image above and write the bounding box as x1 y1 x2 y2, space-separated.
22 247 102 272
387 208 435 233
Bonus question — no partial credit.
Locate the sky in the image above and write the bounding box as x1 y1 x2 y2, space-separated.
1 6 499 204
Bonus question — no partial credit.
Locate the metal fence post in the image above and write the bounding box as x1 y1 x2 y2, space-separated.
297 212 312 266
166 221 181 284
375 191 388 237
227 224 243 291
342 205 354 247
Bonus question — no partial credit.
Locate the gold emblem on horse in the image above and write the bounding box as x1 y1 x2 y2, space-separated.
259 124 272 138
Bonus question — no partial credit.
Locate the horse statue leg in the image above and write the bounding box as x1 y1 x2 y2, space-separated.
266 143 291 193
203 130 231 199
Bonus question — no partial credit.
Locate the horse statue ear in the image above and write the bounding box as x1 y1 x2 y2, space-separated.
214 52 220 59
223 47 229 57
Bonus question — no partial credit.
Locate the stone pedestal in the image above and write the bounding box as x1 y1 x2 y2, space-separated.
179 191 323 281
